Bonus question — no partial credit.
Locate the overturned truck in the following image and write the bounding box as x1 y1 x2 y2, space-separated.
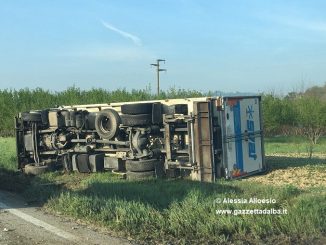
15 96 266 182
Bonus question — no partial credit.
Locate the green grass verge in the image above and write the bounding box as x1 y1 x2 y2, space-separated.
0 137 17 171
0 137 32 192
0 137 325 244
44 176 326 244
265 136 326 155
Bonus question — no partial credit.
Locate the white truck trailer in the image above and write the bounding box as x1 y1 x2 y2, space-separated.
15 96 266 182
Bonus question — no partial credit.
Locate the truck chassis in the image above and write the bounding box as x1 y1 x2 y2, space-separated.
15 96 266 181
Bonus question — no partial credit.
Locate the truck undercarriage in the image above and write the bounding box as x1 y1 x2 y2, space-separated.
15 96 266 182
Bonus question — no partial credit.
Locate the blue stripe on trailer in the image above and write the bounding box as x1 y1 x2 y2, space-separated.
233 101 244 171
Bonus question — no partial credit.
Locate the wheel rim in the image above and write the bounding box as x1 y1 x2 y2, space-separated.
100 117 112 134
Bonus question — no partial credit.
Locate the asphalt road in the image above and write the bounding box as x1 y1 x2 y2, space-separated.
0 190 133 245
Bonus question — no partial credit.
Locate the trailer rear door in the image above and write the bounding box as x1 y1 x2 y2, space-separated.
222 96 264 178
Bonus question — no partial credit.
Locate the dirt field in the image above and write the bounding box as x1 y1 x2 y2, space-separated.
244 154 326 189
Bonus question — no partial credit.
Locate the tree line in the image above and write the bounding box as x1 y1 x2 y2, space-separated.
0 86 204 136
1 85 326 147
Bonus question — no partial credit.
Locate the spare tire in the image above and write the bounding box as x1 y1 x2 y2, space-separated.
121 103 153 115
21 112 42 122
126 170 156 180
40 110 49 125
24 164 49 175
125 158 157 172
95 109 121 139
62 154 73 172
120 114 151 126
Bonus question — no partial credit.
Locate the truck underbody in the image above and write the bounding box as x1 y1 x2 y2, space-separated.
15 96 266 182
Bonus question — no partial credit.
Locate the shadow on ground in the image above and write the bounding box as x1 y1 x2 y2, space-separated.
77 178 242 210
0 167 30 193
1 166 242 211
2 155 325 210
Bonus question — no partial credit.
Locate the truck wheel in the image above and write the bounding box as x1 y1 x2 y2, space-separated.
121 103 153 115
126 170 155 180
125 158 157 172
21 112 42 122
63 154 73 172
40 110 49 126
24 164 49 175
120 114 151 126
95 109 121 139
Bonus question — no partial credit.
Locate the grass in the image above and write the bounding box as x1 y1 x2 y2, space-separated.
265 136 326 155
0 137 32 192
0 136 325 244
45 179 326 244
260 136 326 190
0 137 17 171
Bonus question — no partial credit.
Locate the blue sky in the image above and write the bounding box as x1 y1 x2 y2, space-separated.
1 0 326 93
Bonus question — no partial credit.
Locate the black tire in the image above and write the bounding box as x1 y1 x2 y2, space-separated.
21 112 42 122
95 109 121 139
126 170 155 180
125 158 157 172
86 112 98 130
121 103 153 115
120 114 151 126
40 110 49 125
24 164 49 175
62 154 73 172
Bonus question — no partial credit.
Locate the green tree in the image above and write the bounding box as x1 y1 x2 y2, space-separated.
0 86 210 136
295 95 326 145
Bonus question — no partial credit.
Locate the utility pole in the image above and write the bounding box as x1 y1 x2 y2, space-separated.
151 59 166 96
